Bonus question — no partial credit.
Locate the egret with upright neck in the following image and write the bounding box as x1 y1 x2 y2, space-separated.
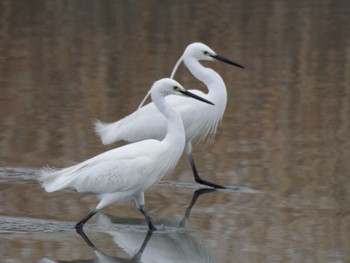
95 43 244 189
39 78 214 232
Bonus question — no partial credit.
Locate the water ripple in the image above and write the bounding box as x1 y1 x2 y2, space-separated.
0 166 39 181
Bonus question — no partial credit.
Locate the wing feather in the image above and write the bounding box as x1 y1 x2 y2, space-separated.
94 89 218 144
40 140 161 194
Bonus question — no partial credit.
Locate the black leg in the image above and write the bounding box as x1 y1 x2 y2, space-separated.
131 230 153 261
76 228 97 250
187 152 226 189
75 209 99 232
180 188 216 227
139 205 157 231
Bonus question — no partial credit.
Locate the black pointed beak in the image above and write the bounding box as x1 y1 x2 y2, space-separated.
210 54 244 69
179 90 215 105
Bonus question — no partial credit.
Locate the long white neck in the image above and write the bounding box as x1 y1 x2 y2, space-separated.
184 57 212 83
184 57 227 113
150 91 185 147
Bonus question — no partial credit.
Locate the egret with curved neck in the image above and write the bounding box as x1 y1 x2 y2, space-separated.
95 43 244 189
39 78 214 232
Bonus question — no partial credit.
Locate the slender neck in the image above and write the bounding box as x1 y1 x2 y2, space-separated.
183 57 227 108
183 57 211 83
150 91 185 144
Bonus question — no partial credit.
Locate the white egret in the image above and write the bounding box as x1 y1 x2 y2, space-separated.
39 78 214 232
95 42 244 189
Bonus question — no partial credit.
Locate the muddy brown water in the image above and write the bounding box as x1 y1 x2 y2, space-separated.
1 1 350 262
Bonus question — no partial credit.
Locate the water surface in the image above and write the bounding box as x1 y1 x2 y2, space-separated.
1 1 350 262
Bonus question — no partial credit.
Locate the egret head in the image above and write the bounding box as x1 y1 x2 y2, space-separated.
183 42 217 61
150 78 214 105
186 42 245 68
170 42 244 79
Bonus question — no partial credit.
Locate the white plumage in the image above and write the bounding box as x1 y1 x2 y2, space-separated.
95 42 243 189
39 78 214 231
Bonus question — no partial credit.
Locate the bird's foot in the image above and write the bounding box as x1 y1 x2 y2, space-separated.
195 177 226 189
148 221 157 231
75 222 84 233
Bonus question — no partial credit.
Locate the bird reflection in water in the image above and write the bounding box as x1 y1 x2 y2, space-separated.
40 189 216 263
40 231 151 263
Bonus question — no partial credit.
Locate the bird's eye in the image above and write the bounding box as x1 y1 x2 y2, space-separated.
173 86 179 91
203 51 209 55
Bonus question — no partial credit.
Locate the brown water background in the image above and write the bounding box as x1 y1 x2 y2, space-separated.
1 1 350 262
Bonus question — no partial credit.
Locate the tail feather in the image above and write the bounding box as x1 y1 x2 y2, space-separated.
39 163 88 192
94 119 121 145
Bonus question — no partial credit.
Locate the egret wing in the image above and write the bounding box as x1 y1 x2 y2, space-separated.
95 103 168 143
40 140 161 194
94 88 212 144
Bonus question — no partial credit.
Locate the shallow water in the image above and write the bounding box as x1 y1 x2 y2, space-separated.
1 1 350 262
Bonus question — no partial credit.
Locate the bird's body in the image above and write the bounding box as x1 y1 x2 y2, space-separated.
41 138 181 210
98 86 223 145
95 42 244 188
39 78 214 231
